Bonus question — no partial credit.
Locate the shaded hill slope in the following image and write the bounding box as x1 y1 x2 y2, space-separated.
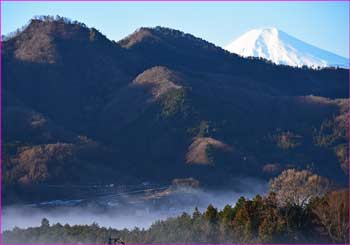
2 17 349 203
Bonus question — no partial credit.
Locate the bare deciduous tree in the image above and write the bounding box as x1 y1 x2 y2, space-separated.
269 169 330 208
312 190 349 243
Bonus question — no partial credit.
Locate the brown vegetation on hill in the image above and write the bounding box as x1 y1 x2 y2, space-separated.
186 137 233 165
2 16 349 202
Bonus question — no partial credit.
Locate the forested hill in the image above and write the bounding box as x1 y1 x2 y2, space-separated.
2 16 349 203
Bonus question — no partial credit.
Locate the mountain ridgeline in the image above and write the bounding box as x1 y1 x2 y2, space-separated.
2 17 349 203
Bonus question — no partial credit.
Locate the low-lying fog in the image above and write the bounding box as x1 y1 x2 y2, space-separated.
3 178 267 231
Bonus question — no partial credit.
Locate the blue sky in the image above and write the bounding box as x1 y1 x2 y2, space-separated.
2 1 349 57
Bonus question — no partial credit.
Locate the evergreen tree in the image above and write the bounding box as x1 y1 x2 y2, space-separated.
205 204 219 224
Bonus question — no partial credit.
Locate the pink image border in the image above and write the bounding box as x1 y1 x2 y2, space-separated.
0 0 349 244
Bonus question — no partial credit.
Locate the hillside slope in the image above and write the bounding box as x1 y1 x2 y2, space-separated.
2 17 349 203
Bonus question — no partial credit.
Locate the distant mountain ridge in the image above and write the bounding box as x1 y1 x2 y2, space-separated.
225 27 348 68
2 17 349 204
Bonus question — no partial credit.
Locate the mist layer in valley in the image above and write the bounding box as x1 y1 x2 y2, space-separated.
3 178 267 231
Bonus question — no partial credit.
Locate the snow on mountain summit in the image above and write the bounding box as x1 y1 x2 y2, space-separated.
224 27 348 68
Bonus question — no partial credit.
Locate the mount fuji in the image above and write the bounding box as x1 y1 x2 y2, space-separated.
224 27 348 68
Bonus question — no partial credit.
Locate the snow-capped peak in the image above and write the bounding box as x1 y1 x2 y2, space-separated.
224 27 348 68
